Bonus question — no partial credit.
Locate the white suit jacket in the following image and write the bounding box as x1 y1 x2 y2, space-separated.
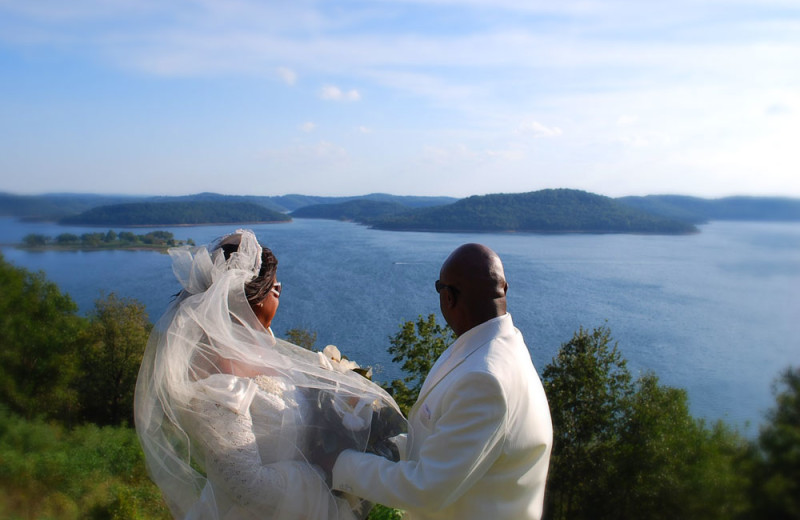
332 314 552 520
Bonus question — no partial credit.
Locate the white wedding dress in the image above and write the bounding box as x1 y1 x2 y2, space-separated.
181 374 357 520
134 230 405 520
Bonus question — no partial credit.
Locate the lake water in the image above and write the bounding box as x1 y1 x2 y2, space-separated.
1 217 798 435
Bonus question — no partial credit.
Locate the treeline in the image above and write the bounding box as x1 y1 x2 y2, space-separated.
292 199 410 221
0 256 797 519
618 194 800 223
369 189 697 234
59 201 291 226
0 191 457 219
21 229 194 249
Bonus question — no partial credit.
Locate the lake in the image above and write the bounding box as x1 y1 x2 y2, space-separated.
1 217 798 435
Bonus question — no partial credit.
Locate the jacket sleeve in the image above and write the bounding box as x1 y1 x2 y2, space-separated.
332 371 507 512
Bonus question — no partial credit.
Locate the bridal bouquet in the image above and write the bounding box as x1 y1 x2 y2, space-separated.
307 345 406 473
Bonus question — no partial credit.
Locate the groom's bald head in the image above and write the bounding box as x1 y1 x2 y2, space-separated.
438 243 508 336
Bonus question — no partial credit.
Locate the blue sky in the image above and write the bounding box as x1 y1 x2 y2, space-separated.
1 0 799 198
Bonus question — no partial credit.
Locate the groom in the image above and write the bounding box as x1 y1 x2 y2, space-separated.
332 243 553 520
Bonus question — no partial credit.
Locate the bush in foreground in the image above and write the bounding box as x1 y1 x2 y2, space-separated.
0 407 170 520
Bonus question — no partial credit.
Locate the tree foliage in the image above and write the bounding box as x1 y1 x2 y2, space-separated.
292 199 410 221
0 253 84 421
384 314 454 415
542 325 750 520
285 327 318 350
21 229 191 250
371 189 697 234
0 406 170 520
542 325 633 519
75 293 152 426
60 201 291 226
747 367 800 519
0 256 151 426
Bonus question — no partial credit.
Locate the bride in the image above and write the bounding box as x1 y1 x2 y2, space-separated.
134 230 405 520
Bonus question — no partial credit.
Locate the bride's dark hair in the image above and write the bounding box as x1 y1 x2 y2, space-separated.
220 243 278 306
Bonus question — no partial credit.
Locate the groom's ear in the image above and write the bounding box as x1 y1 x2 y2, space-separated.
443 286 458 309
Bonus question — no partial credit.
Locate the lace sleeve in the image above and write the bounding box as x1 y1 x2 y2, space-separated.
186 398 350 520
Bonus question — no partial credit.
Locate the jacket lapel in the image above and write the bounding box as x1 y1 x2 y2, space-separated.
410 315 512 417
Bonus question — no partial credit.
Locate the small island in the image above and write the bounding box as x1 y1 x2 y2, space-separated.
19 230 194 251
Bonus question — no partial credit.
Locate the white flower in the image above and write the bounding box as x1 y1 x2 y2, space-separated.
321 344 362 373
323 345 342 362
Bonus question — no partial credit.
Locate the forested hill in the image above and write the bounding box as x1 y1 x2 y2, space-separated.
369 189 698 234
617 195 800 223
292 199 410 220
0 193 141 219
0 191 456 219
59 201 291 226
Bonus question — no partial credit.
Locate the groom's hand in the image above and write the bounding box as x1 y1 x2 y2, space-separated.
309 440 346 486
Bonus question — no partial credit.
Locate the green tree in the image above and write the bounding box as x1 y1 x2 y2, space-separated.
118 231 137 243
81 232 104 247
542 325 749 520
748 367 800 519
104 229 118 243
0 253 84 421
22 233 50 246
384 314 454 415
142 231 174 245
542 325 633 520
75 293 152 426
56 233 80 245
617 374 749 519
285 327 318 350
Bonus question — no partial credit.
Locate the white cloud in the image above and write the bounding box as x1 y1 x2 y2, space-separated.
319 85 361 101
261 141 349 162
517 120 563 138
276 67 297 85
300 121 316 132
357 126 372 134
615 135 650 147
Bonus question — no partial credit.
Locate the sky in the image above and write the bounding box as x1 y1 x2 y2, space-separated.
1 0 799 199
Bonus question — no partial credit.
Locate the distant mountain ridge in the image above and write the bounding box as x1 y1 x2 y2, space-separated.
292 199 410 220
617 195 800 223
2 190 799 234
59 201 290 226
0 192 456 218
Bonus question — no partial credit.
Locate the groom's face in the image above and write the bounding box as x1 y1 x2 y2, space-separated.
437 267 458 330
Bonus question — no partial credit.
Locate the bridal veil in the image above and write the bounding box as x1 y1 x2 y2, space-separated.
134 229 405 520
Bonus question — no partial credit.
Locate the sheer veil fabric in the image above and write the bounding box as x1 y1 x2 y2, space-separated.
134 230 406 520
